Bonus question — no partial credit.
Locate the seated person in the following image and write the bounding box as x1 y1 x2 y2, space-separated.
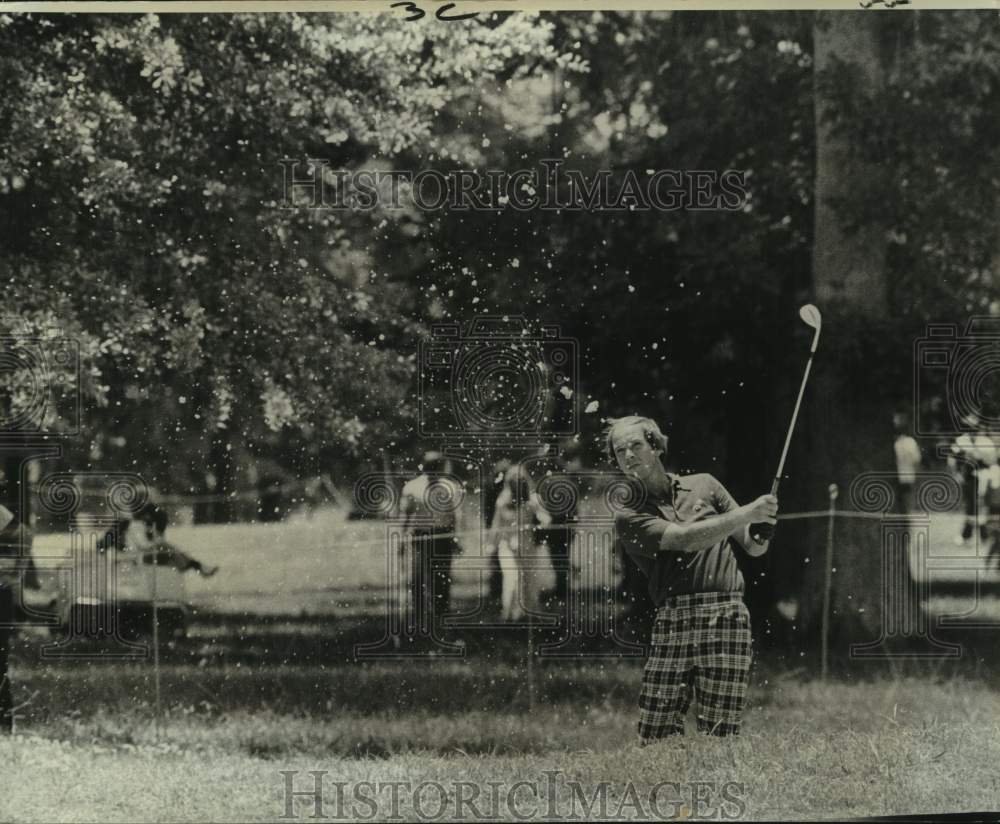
136 504 218 578
0 504 41 619
981 462 1000 570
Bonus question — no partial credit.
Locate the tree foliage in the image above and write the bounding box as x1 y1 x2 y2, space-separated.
0 12 563 487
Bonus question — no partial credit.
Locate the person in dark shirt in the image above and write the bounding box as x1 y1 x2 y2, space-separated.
400 453 463 627
530 442 581 608
483 456 512 614
0 504 38 734
607 416 777 741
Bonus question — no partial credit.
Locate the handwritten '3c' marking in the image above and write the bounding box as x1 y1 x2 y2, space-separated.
390 1 425 21
390 0 480 22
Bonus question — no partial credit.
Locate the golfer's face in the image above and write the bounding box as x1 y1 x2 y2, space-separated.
612 424 662 481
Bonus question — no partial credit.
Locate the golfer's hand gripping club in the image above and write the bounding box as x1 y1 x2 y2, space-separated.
748 494 779 545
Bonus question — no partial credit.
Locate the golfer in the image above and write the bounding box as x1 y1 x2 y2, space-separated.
607 416 777 740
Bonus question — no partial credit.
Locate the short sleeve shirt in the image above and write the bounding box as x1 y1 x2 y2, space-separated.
893 435 921 484
614 473 745 604
953 434 997 468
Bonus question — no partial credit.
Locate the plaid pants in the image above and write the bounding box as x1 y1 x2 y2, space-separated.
638 592 752 740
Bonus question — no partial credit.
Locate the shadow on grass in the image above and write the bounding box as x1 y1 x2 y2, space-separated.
14 659 643 725
23 703 600 759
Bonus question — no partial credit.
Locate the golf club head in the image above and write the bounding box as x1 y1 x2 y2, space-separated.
799 303 822 352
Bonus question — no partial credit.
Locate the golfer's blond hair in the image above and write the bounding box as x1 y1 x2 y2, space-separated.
604 416 668 466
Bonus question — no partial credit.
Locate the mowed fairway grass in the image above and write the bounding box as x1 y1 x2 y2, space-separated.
4 663 1000 822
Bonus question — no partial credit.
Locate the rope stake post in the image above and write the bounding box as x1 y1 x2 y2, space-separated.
821 483 838 681
527 610 535 714
151 553 162 738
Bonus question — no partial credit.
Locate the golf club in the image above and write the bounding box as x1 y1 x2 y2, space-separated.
751 303 822 543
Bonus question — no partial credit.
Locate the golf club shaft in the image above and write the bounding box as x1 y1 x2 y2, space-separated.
771 352 816 496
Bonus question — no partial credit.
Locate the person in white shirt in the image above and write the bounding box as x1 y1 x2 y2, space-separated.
948 414 997 544
980 459 1000 570
892 413 922 514
487 464 552 621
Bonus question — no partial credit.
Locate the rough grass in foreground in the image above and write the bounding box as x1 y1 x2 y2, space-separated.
4 677 1000 822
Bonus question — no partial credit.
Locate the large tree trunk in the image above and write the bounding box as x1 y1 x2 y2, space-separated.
813 12 889 311
801 12 896 655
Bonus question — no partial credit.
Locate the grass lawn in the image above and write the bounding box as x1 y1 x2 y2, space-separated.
29 506 556 618
4 664 1000 822
10 507 1000 821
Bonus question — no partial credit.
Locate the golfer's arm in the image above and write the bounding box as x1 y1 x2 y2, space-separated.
658 508 752 555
